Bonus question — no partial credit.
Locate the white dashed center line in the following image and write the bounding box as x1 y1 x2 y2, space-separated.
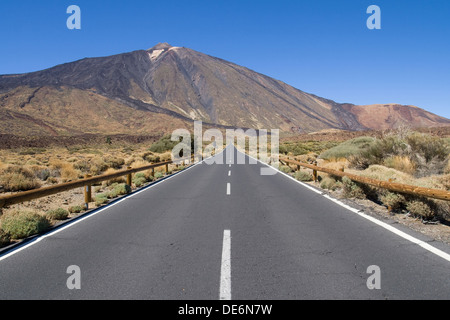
220 230 231 300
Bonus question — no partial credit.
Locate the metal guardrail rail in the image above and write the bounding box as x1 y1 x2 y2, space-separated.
280 157 450 202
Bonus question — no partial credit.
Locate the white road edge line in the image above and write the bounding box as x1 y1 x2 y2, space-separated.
220 230 231 300
244 151 450 263
0 154 217 263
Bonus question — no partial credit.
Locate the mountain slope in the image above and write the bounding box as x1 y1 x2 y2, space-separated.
0 43 449 137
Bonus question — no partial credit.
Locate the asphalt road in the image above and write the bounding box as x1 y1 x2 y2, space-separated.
0 146 449 300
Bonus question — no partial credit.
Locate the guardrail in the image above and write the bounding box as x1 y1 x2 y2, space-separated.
280 157 450 202
0 157 194 209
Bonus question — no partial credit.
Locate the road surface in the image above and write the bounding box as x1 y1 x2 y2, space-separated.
0 146 449 299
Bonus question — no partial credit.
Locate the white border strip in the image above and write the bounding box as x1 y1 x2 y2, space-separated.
244 151 450 263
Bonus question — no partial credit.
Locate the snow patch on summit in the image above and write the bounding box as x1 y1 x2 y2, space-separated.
149 49 165 61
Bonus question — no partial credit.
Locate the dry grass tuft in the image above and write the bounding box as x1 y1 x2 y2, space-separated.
0 165 41 192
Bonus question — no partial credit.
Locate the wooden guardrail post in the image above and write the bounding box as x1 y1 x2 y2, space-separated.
165 163 169 174
84 174 92 210
312 161 318 182
126 167 132 186
313 169 318 182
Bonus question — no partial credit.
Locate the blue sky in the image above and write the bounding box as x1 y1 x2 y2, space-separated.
0 0 449 118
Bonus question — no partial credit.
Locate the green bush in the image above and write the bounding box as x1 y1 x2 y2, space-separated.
154 172 164 179
406 200 434 220
133 173 147 187
1 211 50 239
342 176 366 199
46 208 69 220
280 165 292 174
114 183 131 195
107 183 132 198
68 205 83 214
36 168 51 181
281 141 339 156
380 192 406 212
95 194 109 206
149 135 181 153
295 170 313 182
320 137 375 161
320 177 342 191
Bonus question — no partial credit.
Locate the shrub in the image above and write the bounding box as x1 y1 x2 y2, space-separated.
383 156 416 175
114 183 132 195
103 168 126 186
159 152 172 162
104 156 125 169
149 135 191 153
380 192 406 212
154 172 164 179
107 184 132 198
89 157 108 175
320 137 375 161
320 177 342 191
133 173 147 187
46 208 69 220
61 165 81 182
342 176 366 199
144 154 161 163
0 229 11 247
295 170 313 182
281 141 339 156
445 159 450 175
0 166 41 192
95 194 109 206
406 200 434 220
280 165 292 174
349 131 449 177
145 171 155 181
68 205 83 214
1 211 50 239
73 160 91 173
35 168 51 181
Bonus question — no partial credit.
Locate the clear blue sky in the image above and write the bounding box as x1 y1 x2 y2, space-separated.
0 0 449 118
